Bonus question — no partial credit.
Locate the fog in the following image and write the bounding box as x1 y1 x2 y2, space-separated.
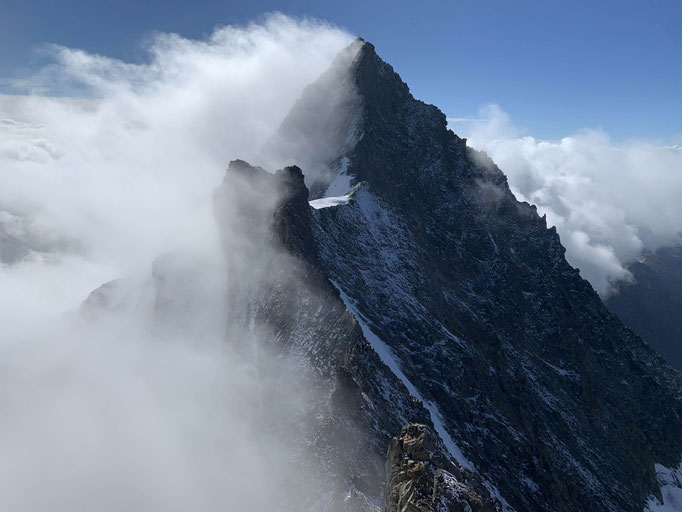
0 14 353 511
452 105 682 296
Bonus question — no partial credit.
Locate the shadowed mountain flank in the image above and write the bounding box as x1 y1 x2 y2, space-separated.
607 245 682 371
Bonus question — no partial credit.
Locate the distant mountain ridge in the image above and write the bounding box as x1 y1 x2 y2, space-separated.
606 245 682 371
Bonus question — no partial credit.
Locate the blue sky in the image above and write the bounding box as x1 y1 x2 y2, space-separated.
1 0 680 140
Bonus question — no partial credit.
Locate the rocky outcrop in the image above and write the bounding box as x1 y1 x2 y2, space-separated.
385 424 499 512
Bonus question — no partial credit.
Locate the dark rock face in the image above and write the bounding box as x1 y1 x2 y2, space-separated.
267 40 682 511
385 424 499 512
607 245 682 371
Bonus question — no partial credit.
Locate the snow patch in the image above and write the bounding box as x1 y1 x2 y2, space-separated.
540 358 578 378
325 157 352 197
646 461 682 512
309 157 354 209
309 195 352 209
485 481 516 512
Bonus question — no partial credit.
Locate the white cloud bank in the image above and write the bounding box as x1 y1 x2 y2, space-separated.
0 13 352 327
0 14 352 511
451 105 682 296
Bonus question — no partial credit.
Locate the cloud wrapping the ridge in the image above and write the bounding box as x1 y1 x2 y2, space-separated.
452 105 682 296
0 13 352 311
0 14 352 511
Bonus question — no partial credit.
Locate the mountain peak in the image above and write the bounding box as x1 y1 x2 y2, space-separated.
266 38 450 196
350 38 409 97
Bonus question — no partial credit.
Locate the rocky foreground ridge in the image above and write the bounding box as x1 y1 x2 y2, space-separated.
385 423 498 512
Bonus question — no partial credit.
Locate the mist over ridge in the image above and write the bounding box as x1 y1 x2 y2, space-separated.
0 14 356 511
0 11 680 512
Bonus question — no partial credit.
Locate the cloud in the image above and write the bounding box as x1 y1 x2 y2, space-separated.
453 105 682 296
0 12 352 299
0 14 353 511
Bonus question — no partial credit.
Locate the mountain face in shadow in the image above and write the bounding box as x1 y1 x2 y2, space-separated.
607 245 682 371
